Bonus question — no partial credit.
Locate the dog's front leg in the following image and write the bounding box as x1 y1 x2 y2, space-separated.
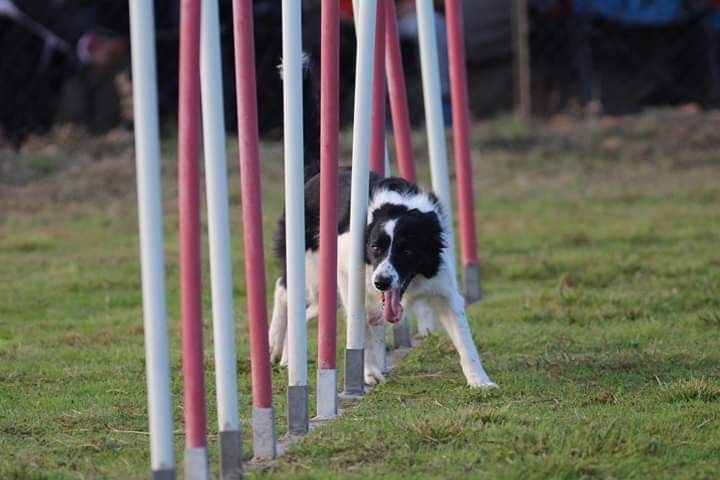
435 295 497 388
269 278 288 364
364 320 386 385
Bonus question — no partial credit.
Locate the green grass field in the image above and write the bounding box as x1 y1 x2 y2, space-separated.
1 110 719 479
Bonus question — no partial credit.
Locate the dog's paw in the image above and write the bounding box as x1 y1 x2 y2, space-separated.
269 342 283 364
467 379 499 390
364 366 386 386
268 331 284 364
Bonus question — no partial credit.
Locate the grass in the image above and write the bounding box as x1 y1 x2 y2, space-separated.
1 109 720 479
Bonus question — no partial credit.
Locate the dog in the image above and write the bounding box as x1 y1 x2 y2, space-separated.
267 58 496 388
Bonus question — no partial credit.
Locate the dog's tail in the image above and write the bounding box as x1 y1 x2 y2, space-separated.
278 52 320 182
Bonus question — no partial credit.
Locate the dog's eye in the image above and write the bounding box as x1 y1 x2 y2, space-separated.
371 245 381 254
402 249 413 256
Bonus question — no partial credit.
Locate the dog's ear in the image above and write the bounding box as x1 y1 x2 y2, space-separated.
420 211 445 249
410 210 445 278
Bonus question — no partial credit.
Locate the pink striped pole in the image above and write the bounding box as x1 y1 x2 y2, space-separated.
231 0 276 460
384 0 417 182
178 0 209 477
317 0 339 419
383 0 414 348
369 0 387 176
369 0 389 368
445 0 482 302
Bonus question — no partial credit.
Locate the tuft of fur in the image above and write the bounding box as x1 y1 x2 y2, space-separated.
276 52 320 182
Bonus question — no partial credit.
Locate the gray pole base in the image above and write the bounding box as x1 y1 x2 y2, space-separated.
184 447 209 480
219 430 243 480
463 262 483 304
252 407 277 460
392 317 412 349
316 368 338 419
287 385 309 435
152 469 176 480
343 348 365 396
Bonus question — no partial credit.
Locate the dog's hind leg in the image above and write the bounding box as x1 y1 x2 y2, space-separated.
269 278 288 364
433 293 497 388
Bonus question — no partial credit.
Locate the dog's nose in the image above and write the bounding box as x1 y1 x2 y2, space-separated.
374 276 391 291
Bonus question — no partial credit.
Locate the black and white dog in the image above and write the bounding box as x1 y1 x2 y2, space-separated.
268 59 496 388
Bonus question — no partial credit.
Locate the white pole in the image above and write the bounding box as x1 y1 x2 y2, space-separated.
281 0 309 434
345 0 378 395
199 0 242 473
416 0 457 271
127 0 175 477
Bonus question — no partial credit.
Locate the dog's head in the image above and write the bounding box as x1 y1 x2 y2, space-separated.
365 204 445 323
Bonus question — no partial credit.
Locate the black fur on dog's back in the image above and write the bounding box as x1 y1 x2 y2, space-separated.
273 168 381 275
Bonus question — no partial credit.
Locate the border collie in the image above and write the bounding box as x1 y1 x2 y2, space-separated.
267 59 496 389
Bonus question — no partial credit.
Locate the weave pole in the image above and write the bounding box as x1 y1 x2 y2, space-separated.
345 0 378 397
316 0 340 419
445 0 482 303
368 0 389 372
384 0 414 348
281 0 309 434
416 0 457 334
178 0 209 478
416 0 456 262
232 0 277 458
128 1 175 478
369 0 386 176
384 0 416 182
199 0 243 477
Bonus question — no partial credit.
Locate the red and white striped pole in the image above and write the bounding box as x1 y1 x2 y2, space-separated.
178 0 209 478
445 0 482 302
232 0 277 459
384 0 417 182
316 0 340 419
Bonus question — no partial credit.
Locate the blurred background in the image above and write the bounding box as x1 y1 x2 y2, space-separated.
1 0 720 148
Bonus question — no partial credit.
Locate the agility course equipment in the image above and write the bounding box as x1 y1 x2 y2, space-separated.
317 0 340 420
178 0 209 476
385 0 417 183
416 0 457 270
128 0 175 477
232 0 277 460
200 0 245 475
130 0 483 476
281 0 310 435
345 0 378 396
445 0 483 303
369 0 387 177
384 0 417 349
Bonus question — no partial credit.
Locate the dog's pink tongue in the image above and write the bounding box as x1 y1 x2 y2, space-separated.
382 289 404 323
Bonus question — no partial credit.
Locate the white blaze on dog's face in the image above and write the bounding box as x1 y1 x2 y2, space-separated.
365 204 445 324
372 219 400 290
